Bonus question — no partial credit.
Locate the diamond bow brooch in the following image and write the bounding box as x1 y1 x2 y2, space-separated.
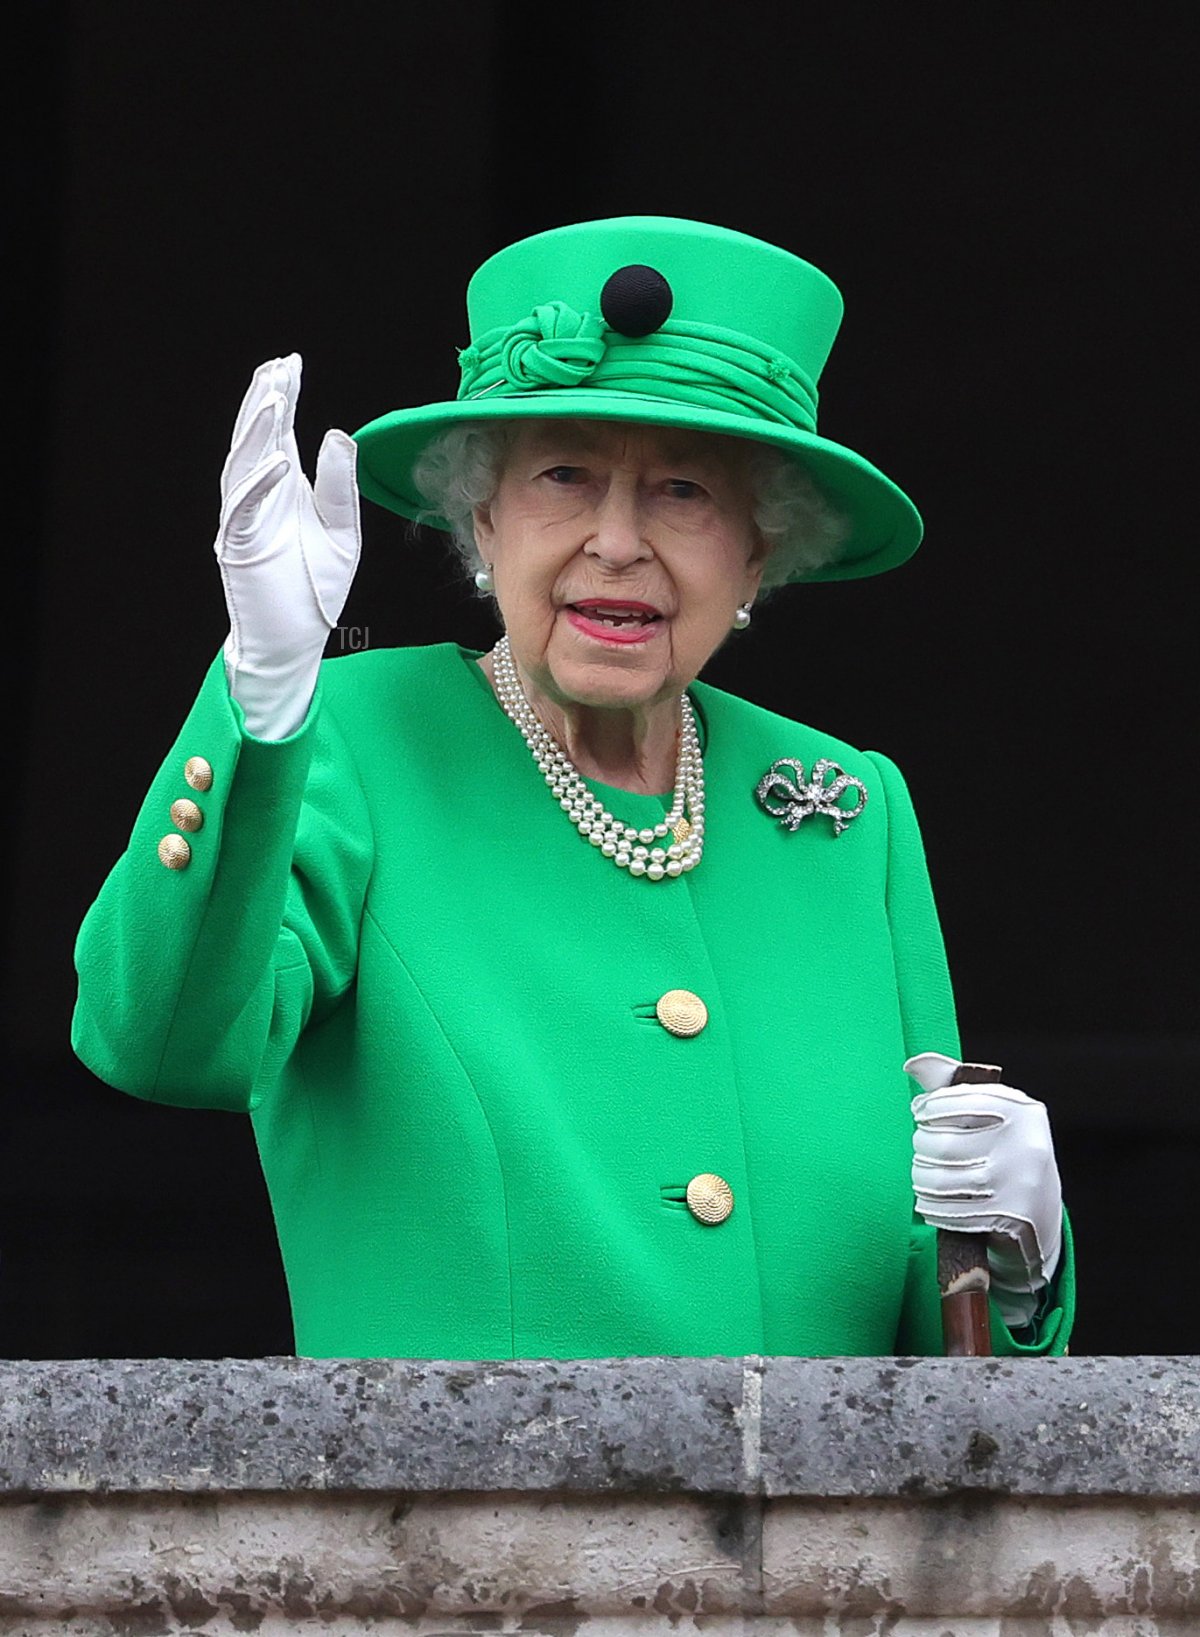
754 758 868 837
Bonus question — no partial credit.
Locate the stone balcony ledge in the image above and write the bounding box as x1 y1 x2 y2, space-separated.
3 1355 1199 1500
2 1356 1198 1634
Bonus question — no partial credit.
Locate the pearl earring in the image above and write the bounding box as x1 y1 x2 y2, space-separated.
733 603 753 631
474 564 494 593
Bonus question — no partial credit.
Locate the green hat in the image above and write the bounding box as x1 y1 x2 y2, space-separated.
353 216 922 581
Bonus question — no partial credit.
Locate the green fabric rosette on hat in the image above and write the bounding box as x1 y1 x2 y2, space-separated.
353 216 923 582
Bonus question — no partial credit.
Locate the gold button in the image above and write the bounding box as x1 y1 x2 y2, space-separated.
184 756 213 792
686 1173 734 1225
170 797 204 833
656 989 708 1037
157 835 192 870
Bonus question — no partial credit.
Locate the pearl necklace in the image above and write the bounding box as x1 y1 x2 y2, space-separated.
491 635 705 880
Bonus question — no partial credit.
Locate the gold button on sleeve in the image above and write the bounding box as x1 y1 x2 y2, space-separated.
656 989 708 1037
184 756 213 792
170 797 204 833
157 834 192 870
686 1173 734 1225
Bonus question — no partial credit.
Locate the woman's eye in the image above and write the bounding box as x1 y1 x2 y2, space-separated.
543 465 584 484
665 479 705 499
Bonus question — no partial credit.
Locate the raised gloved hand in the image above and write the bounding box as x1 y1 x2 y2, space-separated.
903 1051 1063 1331
215 354 362 740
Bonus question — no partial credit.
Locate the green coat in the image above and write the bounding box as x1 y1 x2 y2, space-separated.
72 644 1074 1359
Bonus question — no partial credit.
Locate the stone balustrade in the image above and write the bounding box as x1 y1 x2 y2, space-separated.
2 1355 1197 1634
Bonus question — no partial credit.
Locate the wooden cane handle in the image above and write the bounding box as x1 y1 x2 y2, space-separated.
938 1061 1003 1357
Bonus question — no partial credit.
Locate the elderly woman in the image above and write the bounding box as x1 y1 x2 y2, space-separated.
72 216 1073 1359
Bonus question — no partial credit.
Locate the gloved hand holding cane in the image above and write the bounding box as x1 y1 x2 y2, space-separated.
905 1051 1064 1353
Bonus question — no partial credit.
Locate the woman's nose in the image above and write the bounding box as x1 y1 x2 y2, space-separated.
584 484 653 568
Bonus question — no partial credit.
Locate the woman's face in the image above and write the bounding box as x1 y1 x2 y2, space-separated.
473 419 768 714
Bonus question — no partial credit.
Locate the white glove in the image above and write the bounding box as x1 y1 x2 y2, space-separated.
216 354 362 740
904 1051 1063 1331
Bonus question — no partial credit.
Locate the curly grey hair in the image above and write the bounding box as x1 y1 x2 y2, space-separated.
410 420 848 592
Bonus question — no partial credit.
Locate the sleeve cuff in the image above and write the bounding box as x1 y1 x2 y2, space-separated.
990 1208 1075 1357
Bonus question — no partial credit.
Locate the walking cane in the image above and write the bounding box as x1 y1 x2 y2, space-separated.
905 1053 1003 1358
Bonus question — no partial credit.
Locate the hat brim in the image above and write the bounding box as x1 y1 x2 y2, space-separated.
352 392 922 583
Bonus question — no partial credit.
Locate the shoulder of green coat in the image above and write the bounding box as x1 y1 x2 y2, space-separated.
688 676 883 786
861 747 932 851
859 746 917 806
687 681 921 869
316 643 481 740
318 641 467 693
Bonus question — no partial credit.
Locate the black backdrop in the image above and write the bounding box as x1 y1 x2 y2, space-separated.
4 4 1195 1358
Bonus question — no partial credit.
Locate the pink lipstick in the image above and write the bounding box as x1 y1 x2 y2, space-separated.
565 600 665 646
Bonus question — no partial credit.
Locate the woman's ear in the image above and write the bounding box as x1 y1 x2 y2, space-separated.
743 534 770 600
472 503 495 555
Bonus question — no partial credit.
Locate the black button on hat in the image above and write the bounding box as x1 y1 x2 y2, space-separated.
600 265 674 337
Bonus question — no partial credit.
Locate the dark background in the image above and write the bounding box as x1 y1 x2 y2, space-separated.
5 4 1194 1358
